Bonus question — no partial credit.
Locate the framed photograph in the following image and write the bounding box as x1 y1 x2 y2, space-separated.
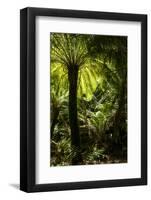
20 7 147 192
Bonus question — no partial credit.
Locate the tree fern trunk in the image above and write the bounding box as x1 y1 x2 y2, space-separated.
68 68 83 165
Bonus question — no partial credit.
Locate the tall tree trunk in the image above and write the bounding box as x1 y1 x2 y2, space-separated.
68 67 83 165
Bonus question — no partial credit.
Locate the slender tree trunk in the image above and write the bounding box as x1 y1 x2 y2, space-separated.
68 67 83 165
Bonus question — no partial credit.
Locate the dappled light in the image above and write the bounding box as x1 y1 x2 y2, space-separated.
50 33 127 166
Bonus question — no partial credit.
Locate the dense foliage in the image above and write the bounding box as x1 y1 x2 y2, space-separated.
50 33 127 166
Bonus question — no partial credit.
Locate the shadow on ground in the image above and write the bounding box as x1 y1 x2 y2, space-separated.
9 183 19 190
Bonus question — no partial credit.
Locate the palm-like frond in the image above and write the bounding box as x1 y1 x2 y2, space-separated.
51 33 102 101
51 33 88 70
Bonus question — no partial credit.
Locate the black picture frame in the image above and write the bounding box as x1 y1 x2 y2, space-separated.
20 7 147 192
